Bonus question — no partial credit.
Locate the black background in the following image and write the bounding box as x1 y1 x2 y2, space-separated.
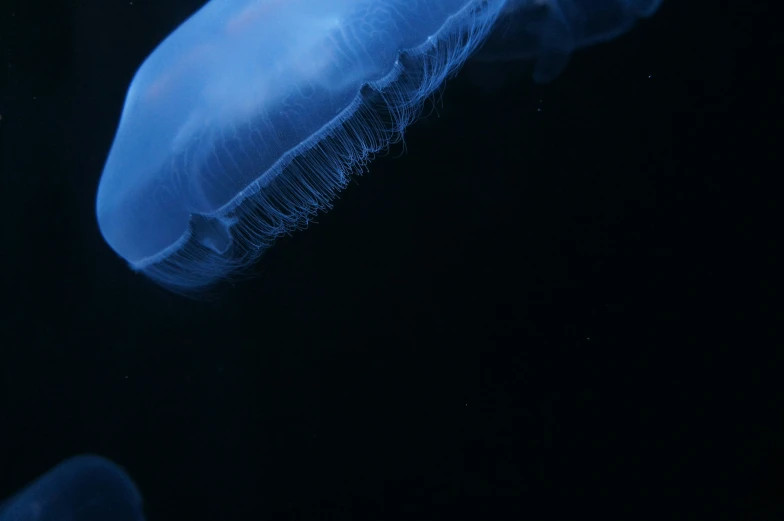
0 1 781 520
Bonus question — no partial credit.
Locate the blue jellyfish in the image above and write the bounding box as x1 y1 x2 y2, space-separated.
96 0 661 291
0 455 144 521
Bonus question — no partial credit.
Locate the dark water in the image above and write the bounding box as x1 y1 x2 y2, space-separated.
0 1 780 519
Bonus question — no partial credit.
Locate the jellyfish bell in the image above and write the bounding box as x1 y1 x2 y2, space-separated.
96 0 660 292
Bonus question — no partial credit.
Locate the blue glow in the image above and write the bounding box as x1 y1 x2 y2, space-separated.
96 0 660 291
0 456 144 521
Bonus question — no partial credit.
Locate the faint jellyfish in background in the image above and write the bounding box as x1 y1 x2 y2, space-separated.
0 455 144 521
